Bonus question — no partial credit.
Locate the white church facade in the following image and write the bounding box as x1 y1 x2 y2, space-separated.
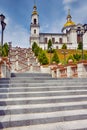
30 5 87 50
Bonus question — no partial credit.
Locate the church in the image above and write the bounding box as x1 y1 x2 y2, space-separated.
30 4 87 50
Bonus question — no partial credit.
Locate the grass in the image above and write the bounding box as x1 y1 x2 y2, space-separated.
45 49 87 64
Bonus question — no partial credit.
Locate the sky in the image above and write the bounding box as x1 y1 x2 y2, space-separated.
0 0 87 48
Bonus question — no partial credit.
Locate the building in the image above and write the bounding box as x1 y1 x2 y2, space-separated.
30 5 87 50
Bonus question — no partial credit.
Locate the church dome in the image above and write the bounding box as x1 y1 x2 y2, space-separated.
64 20 75 27
63 9 76 28
32 5 38 15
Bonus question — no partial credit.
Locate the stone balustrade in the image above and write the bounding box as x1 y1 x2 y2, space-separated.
50 60 87 78
0 57 11 78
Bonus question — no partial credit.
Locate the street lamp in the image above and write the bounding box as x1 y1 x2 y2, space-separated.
61 50 68 65
76 27 84 60
0 14 6 46
49 46 52 64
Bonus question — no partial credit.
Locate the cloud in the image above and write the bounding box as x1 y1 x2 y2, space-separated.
62 0 87 25
72 1 87 24
63 0 77 12
63 0 77 4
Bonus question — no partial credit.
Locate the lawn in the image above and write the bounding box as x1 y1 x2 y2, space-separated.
46 49 87 64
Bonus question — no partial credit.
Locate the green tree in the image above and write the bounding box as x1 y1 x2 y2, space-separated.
38 51 49 65
77 42 82 50
0 43 9 57
73 53 81 61
47 39 54 53
47 39 52 50
51 51 60 63
32 42 38 52
84 54 87 60
2 43 9 56
32 42 41 56
61 43 67 49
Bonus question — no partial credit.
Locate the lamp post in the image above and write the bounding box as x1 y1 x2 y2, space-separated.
49 46 52 64
0 14 6 46
77 27 84 60
61 50 68 65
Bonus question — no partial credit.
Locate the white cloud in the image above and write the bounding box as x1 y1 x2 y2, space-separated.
63 0 77 4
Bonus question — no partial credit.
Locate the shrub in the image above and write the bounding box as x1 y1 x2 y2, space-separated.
51 51 60 63
73 53 81 61
32 42 38 52
84 54 87 60
77 42 82 50
61 43 67 49
38 51 49 65
47 39 52 50
0 43 9 57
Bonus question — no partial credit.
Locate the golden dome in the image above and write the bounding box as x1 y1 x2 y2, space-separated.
64 9 76 27
64 20 75 27
32 5 38 15
32 11 38 15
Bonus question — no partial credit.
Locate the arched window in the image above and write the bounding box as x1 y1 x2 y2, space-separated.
34 19 36 24
34 29 36 34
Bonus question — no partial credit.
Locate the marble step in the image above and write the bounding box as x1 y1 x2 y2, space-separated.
0 96 87 106
1 90 87 98
11 73 52 77
1 86 87 93
0 111 87 129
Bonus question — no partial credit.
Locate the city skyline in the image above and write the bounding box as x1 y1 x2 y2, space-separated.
0 0 87 47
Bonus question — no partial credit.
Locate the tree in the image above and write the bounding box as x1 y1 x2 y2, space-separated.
32 42 38 52
32 42 41 56
38 51 49 65
61 43 67 49
84 54 87 60
73 53 81 61
77 42 82 50
47 39 52 50
0 43 9 57
51 51 60 63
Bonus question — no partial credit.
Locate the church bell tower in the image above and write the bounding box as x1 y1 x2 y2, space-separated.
30 4 40 47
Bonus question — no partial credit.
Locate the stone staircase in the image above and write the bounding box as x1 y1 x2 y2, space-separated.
9 47 40 73
0 73 87 129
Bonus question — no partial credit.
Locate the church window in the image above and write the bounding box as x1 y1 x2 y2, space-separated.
59 38 62 44
52 38 55 44
34 29 36 34
34 19 37 24
44 38 47 43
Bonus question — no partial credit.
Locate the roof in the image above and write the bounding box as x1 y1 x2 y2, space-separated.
39 33 66 36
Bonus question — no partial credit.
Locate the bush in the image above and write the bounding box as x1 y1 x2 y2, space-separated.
38 51 49 65
61 43 67 49
32 42 38 52
84 54 87 60
51 51 60 63
73 53 81 61
32 42 41 56
0 43 9 57
47 39 52 50
77 42 82 50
